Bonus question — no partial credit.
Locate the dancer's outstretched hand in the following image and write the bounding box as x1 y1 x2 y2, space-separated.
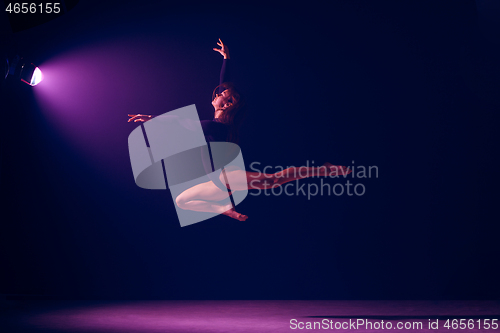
128 114 152 122
213 38 230 59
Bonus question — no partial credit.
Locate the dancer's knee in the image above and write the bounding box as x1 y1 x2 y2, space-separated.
175 195 187 210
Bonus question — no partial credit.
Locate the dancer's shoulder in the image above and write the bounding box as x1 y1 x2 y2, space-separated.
201 119 229 140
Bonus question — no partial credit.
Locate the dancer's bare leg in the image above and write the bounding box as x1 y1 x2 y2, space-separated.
175 180 248 221
273 163 351 186
218 168 276 191
176 163 350 220
221 163 351 190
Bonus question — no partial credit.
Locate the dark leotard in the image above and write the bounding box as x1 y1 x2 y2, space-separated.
200 59 232 191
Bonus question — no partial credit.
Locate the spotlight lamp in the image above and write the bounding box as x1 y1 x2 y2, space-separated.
7 56 43 86
21 64 43 86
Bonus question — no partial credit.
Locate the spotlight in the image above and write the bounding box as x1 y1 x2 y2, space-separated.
20 63 43 86
6 56 43 86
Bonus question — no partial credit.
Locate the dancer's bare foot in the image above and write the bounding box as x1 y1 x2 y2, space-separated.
222 208 248 221
322 162 352 176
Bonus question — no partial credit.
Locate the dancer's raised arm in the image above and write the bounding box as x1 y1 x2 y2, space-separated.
213 38 232 93
213 38 230 59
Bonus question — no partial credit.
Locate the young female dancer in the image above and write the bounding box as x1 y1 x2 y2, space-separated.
128 39 351 221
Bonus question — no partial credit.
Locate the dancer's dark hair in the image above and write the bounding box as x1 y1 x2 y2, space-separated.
212 82 247 144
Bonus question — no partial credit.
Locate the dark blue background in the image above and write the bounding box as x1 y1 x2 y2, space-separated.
1 0 499 300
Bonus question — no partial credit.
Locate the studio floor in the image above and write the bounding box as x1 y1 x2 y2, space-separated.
1 299 499 332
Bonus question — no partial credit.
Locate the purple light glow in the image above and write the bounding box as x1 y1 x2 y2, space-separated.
33 37 185 182
27 301 284 333
20 300 500 333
